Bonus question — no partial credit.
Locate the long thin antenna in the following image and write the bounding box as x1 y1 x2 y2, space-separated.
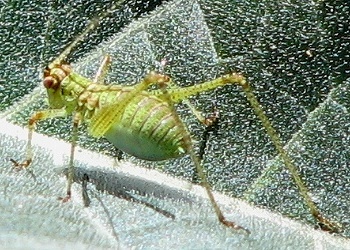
49 0 126 67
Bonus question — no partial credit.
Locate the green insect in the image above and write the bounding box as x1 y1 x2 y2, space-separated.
12 0 341 235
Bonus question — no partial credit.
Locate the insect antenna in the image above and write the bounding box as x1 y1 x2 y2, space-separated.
48 0 127 68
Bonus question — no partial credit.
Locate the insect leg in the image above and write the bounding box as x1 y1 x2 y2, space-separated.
11 109 67 170
236 80 342 233
182 100 220 161
153 73 246 103
92 55 125 160
49 0 126 67
155 73 341 232
60 110 82 202
156 75 250 234
156 77 221 159
198 103 220 161
181 100 220 182
156 77 222 179
93 55 112 84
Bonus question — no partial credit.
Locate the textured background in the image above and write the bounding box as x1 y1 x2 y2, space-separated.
1 0 349 248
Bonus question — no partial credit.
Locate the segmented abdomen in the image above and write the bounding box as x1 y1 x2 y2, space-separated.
102 91 187 161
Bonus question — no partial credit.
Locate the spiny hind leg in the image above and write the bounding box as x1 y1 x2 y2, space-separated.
238 80 342 233
156 74 250 234
159 73 340 232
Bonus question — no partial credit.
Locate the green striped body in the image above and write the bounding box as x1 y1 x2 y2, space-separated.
100 92 187 161
56 70 246 161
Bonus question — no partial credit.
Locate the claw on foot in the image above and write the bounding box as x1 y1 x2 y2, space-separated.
220 218 251 235
314 213 343 234
58 193 71 203
10 158 32 171
204 106 220 128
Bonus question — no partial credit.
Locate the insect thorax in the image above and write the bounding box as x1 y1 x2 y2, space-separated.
54 67 187 161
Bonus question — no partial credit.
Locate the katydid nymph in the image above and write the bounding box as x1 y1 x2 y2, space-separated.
11 0 341 235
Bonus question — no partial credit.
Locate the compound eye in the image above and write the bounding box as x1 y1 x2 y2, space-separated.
43 76 57 89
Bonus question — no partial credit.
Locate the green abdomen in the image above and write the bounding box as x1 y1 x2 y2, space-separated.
104 94 186 161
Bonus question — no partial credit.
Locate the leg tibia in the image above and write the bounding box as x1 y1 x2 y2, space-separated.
241 82 341 233
11 109 67 170
156 73 246 103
